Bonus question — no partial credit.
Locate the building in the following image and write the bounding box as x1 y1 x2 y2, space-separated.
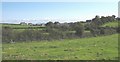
40 24 45 27
20 22 27 25
28 23 33 26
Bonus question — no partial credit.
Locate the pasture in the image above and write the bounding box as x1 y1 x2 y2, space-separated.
2 24 45 29
2 34 118 60
101 21 119 27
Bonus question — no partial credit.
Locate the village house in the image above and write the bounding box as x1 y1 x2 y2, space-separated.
20 22 27 25
28 23 33 26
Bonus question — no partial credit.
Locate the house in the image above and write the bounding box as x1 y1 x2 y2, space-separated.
20 22 27 25
28 23 33 26
40 24 45 27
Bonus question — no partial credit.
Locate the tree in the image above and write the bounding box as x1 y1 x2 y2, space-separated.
101 16 107 24
2 27 14 43
90 28 101 36
112 15 116 21
54 22 60 25
74 22 84 37
53 22 61 28
92 15 102 26
45 21 54 28
112 15 116 18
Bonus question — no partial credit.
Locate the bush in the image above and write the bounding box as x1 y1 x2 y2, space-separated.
2 27 14 43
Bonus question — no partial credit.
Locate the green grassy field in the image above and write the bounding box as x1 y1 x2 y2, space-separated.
2 34 118 60
2 24 45 29
101 21 119 27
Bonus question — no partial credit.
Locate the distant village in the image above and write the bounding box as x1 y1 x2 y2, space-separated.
20 22 46 27
19 21 80 27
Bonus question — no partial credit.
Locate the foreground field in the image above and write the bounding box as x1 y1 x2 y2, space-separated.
2 34 118 60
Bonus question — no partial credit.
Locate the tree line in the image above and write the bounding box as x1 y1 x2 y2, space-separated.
2 15 120 43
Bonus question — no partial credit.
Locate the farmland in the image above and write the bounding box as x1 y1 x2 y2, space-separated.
2 15 119 60
2 24 45 29
2 34 118 60
1 24 46 32
2 1 120 61
101 21 120 27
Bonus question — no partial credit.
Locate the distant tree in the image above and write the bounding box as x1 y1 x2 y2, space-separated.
92 15 102 26
45 21 54 28
116 27 120 33
54 22 61 28
2 27 13 43
101 16 107 24
90 28 101 36
112 15 116 18
74 22 84 37
86 20 91 22
54 22 60 25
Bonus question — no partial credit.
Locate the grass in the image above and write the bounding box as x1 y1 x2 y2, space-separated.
2 24 45 29
2 34 118 60
101 21 119 27
13 29 44 32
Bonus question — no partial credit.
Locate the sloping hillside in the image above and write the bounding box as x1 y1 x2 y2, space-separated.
101 21 119 27
3 34 118 60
